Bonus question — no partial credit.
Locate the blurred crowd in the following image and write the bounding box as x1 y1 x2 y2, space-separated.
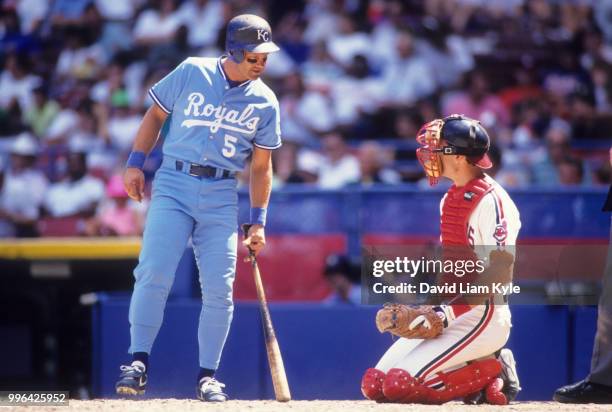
1 0 611 237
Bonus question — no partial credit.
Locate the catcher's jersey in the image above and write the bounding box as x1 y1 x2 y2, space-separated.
440 174 521 248
149 56 282 172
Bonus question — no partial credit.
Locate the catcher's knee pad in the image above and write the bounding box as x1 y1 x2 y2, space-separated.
427 358 503 404
361 368 386 401
382 368 430 403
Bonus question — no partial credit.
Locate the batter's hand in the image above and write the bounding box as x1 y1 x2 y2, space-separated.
243 224 266 257
124 168 145 202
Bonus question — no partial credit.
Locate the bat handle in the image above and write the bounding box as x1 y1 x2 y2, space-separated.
241 223 256 262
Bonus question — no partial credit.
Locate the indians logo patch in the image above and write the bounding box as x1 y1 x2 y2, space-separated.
493 222 508 243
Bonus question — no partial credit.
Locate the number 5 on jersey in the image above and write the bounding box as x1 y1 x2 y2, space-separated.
222 134 238 158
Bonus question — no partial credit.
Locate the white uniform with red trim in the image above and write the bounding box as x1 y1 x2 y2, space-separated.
375 174 521 385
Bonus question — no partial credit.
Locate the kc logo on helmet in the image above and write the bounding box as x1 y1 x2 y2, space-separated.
256 29 270 41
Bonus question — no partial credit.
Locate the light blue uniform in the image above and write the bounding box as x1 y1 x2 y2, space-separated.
128 56 281 370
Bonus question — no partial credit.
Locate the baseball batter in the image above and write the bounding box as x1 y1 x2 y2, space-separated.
114 15 281 402
361 115 521 404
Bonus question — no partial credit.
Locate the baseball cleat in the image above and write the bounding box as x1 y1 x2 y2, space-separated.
115 362 147 396
197 377 228 402
498 348 521 402
553 380 612 403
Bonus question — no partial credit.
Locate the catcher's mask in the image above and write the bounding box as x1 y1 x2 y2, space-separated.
416 114 492 185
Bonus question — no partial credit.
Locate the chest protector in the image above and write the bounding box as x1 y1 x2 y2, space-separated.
441 177 493 246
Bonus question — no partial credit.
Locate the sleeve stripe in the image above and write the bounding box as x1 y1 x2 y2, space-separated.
490 191 505 246
148 89 171 114
254 141 282 150
490 191 501 225
492 189 505 219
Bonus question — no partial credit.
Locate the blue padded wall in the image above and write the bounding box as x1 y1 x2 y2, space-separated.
92 295 581 401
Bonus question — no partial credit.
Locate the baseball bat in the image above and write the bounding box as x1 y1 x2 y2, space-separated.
242 224 291 402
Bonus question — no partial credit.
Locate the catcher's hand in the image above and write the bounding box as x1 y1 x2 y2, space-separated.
376 304 444 339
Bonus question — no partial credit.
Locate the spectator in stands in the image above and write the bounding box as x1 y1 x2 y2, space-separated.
542 51 591 101
85 175 145 236
488 143 530 187
0 8 41 57
286 148 320 184
415 20 474 90
300 40 343 90
12 0 48 35
353 141 400 186
279 72 335 145
273 143 294 184
133 0 182 48
0 52 41 116
591 61 612 113
442 70 510 129
532 119 572 186
557 157 585 186
42 143 104 218
103 90 142 152
317 133 360 189
55 26 106 81
274 12 310 65
95 0 138 56
369 0 404 65
330 54 381 134
326 13 373 68
323 254 361 305
176 0 225 50
380 30 436 106
0 133 47 237
24 85 60 138
49 0 96 30
43 98 78 145
302 0 343 46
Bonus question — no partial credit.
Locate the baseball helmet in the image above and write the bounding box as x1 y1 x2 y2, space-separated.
226 14 280 63
416 114 492 185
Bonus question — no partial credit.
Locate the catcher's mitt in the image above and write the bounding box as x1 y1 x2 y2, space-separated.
376 304 444 339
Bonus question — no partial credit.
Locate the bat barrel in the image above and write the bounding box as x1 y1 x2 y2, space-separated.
252 259 292 402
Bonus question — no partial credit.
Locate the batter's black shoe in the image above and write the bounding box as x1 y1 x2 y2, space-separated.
554 380 612 404
116 362 147 396
196 377 228 402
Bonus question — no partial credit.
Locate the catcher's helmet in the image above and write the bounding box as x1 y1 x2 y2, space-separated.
439 114 492 168
416 114 492 185
225 14 280 63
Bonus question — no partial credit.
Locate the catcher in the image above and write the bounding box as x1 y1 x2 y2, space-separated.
361 115 521 405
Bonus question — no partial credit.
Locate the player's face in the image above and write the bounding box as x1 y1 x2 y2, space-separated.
239 52 268 80
439 149 469 181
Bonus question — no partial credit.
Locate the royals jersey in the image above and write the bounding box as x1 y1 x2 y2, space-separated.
149 57 282 172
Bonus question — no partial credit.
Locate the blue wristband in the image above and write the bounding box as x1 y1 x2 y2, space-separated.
126 151 146 169
250 207 267 226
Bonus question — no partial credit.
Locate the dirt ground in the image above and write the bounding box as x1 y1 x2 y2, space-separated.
15 400 612 412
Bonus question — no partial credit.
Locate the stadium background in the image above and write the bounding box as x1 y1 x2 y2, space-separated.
0 0 610 403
